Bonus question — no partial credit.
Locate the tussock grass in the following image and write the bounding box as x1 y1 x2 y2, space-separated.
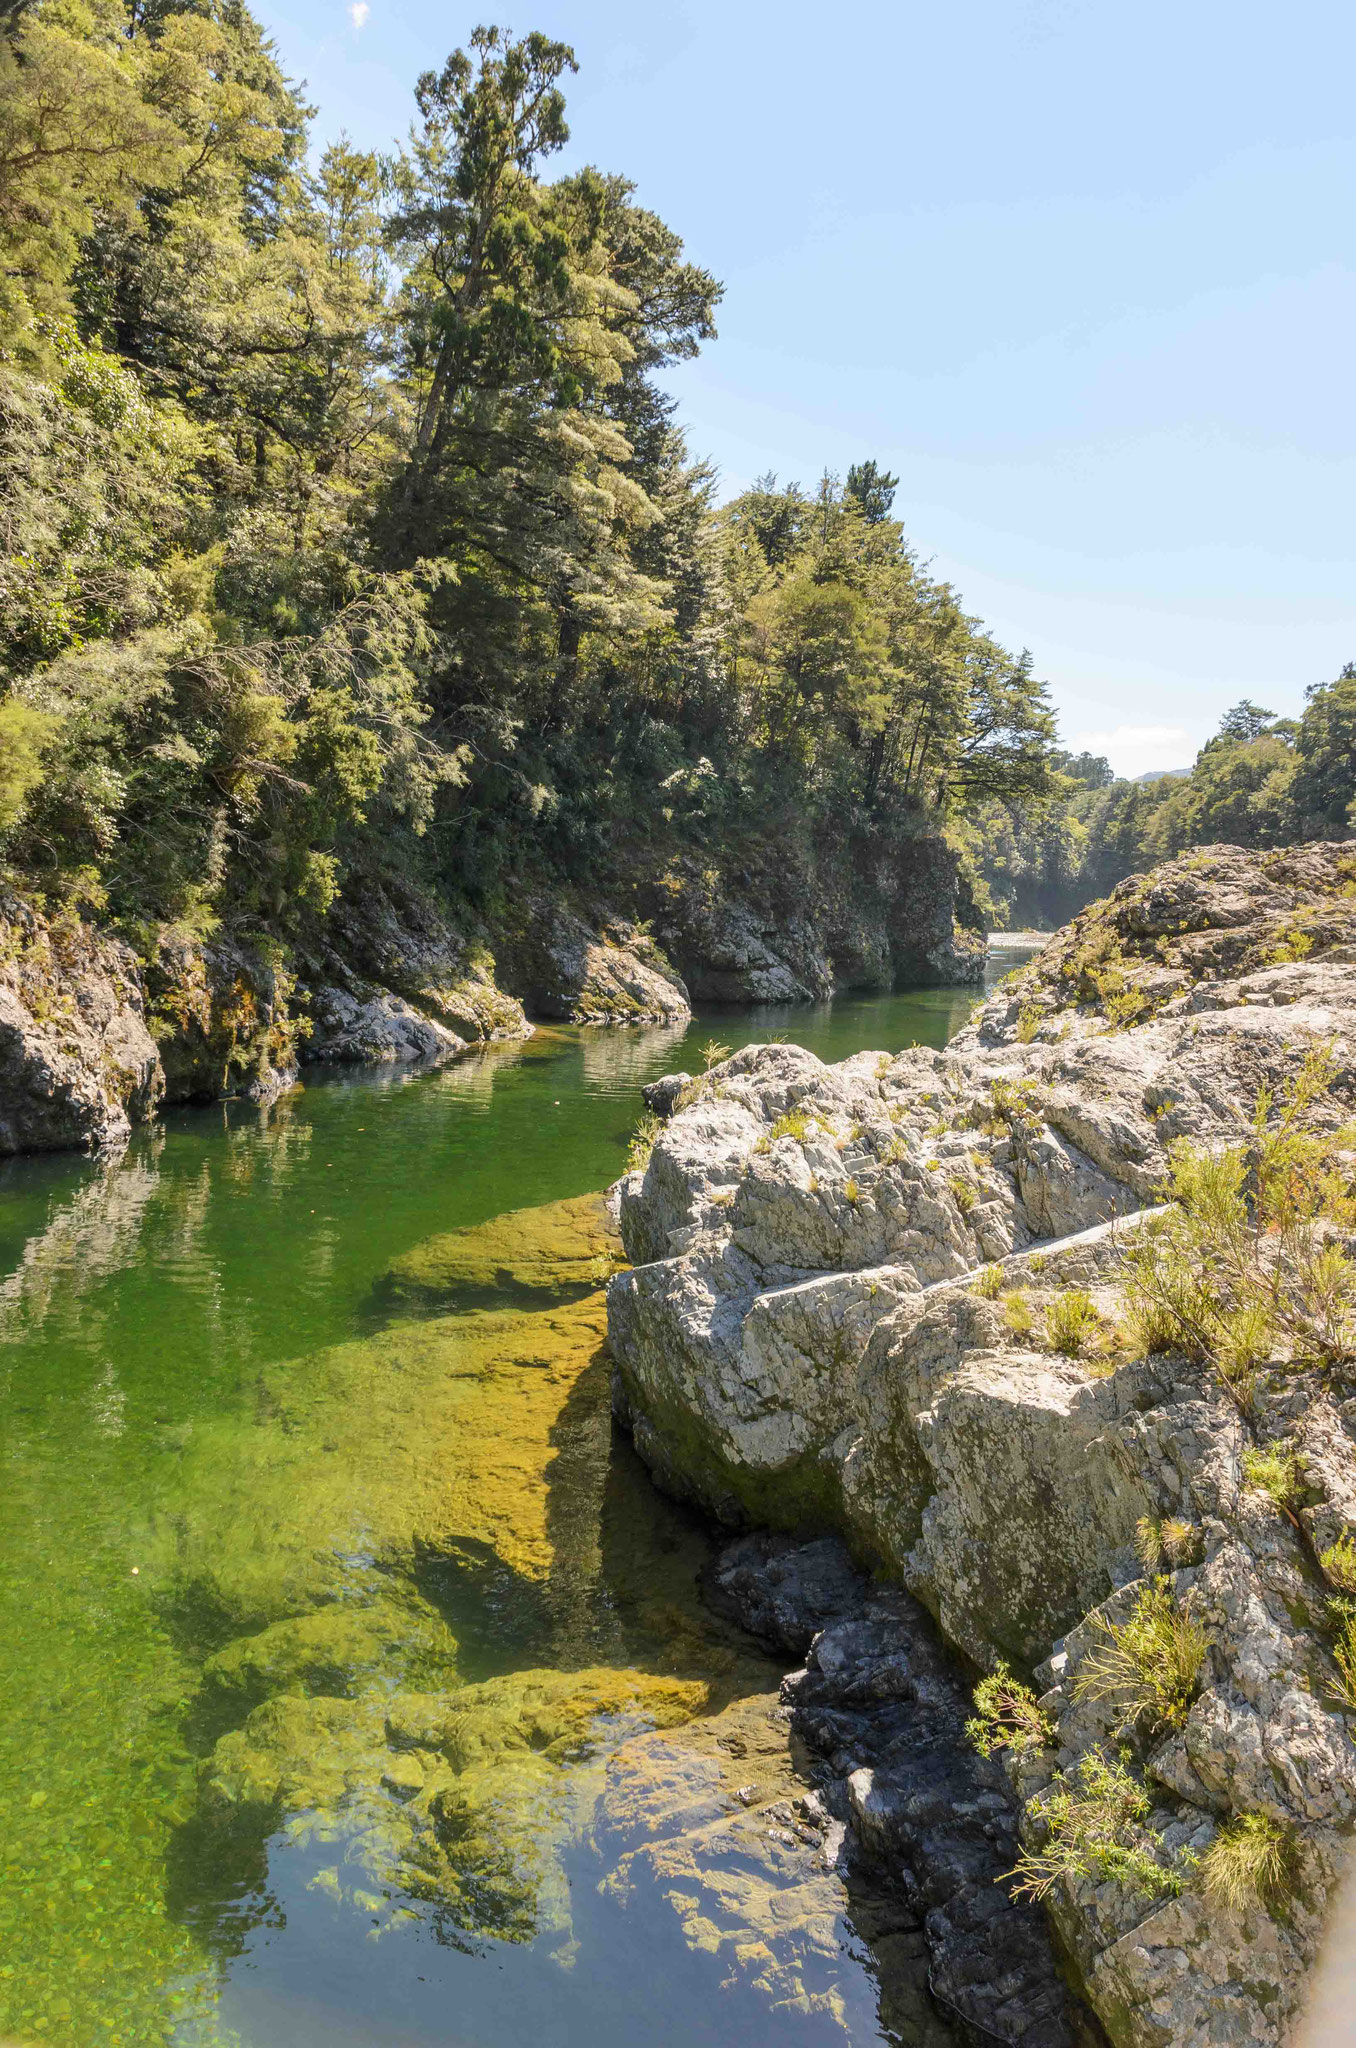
626 1110 661 1174
1201 1813 1298 1914
1073 1580 1207 1735
1046 1288 1098 1357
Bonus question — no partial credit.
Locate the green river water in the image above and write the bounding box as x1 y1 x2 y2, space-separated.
0 972 1012 2048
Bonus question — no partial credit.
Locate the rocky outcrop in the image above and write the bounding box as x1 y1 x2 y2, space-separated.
148 930 301 1104
607 845 1356 2048
0 887 161 1152
641 833 985 1006
305 875 531 1057
497 896 691 1025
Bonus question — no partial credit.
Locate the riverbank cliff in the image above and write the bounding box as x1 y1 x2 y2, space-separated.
0 832 982 1154
607 843 1356 2047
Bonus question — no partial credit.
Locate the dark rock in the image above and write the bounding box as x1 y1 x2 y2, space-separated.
641 1071 692 1119
709 1533 1103 2048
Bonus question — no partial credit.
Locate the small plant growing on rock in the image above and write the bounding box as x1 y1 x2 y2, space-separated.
1201 1813 1299 1915
1073 1580 1207 1735
1319 1530 1356 1596
948 1174 977 1216
756 1109 824 1153
968 1076 1046 1137
843 1178 861 1205
1120 1044 1356 1398
1241 1444 1308 1518
1016 1004 1043 1044
1009 1747 1188 1903
700 1038 731 1070
1045 1288 1099 1357
1328 1606 1356 1711
972 1264 1005 1299
627 1111 661 1174
966 1662 1054 1757
1003 1290 1035 1336
1136 1517 1203 1570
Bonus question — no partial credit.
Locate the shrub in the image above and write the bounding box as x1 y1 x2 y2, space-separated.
972 1264 1005 1299
1003 1291 1034 1336
700 1037 731 1071
1201 1813 1298 1914
1046 1289 1098 1357
1320 1531 1356 1596
966 1662 1054 1758
626 1110 661 1174
1009 1748 1188 1904
1016 1004 1042 1044
1073 1580 1207 1735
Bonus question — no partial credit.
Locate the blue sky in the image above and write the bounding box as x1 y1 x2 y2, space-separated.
254 0 1356 776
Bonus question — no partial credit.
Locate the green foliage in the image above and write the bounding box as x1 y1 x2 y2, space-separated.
1242 1445 1309 1517
1120 1046 1356 1395
1002 1289 1035 1336
625 1109 660 1174
1319 1530 1356 1596
1045 1288 1098 1357
971 1263 1005 1299
1201 1813 1299 1916
1072 1580 1207 1735
0 2 1060 960
966 677 1356 931
966 1661 1054 1758
1009 1747 1189 1904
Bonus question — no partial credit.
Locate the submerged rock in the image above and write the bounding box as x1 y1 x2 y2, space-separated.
383 1191 620 1306
606 845 1356 2048
0 886 161 1153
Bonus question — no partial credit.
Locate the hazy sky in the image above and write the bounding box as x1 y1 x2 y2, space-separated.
253 0 1356 776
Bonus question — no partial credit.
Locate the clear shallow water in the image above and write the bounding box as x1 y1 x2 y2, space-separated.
0 984 985 2048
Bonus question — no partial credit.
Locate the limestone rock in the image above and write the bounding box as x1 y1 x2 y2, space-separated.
501 897 691 1025
606 844 1356 2048
303 982 466 1066
0 887 161 1153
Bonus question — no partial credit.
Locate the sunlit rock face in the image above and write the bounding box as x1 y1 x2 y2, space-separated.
608 845 1356 2048
0 885 161 1151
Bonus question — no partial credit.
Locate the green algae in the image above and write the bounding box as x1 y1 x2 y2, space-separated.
0 989 974 2048
382 1191 620 1307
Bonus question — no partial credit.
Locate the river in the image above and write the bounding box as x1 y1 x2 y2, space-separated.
0 966 1022 2048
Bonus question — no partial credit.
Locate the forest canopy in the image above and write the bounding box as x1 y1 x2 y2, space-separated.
0 0 1349 954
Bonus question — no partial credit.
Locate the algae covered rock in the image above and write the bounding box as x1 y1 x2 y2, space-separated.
383 1191 620 1306
147 928 301 1105
0 886 161 1153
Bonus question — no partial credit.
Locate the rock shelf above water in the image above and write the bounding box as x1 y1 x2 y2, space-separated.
606 844 1356 2048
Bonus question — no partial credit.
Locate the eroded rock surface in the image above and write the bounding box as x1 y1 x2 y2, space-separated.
607 844 1356 2048
0 887 161 1152
499 897 691 1026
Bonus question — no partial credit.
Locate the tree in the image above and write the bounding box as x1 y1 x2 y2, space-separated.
845 458 899 524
